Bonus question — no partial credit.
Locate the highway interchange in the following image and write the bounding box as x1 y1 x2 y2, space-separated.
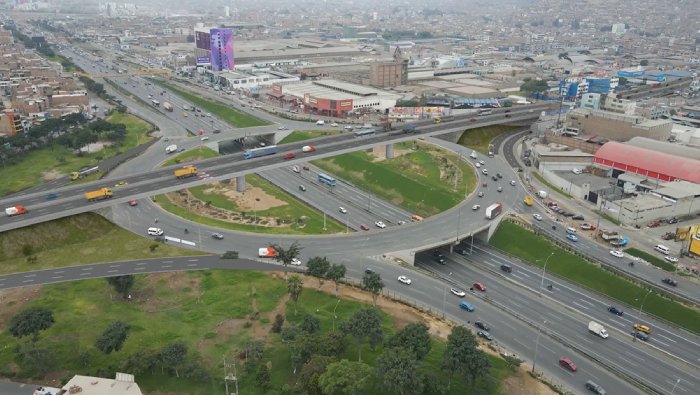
0 43 698 395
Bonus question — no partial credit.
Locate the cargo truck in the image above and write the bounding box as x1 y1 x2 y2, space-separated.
85 188 113 201
5 205 27 217
588 321 609 339
166 144 178 154
485 203 503 219
244 145 278 159
71 166 99 181
163 102 173 112
258 247 278 258
174 165 198 179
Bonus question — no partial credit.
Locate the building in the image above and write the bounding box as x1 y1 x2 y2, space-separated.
601 96 636 114
566 108 673 141
593 142 700 184
0 110 23 136
34 372 143 395
580 93 601 110
612 23 626 35
369 61 407 88
193 27 235 71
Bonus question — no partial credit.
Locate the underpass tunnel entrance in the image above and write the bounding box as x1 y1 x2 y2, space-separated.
217 133 276 155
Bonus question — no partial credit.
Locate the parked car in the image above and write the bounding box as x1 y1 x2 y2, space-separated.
475 321 490 331
477 331 493 341
572 215 585 221
664 256 678 263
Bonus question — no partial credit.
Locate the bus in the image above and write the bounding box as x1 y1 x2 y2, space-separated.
477 109 493 116
318 173 337 187
151 99 160 106
353 128 376 137
562 127 580 136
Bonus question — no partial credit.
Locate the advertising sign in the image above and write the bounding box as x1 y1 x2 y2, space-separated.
195 31 211 50
196 56 211 65
210 28 235 71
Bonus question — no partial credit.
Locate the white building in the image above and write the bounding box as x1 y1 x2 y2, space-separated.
612 23 626 35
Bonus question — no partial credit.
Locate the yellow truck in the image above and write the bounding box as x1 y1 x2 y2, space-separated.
84 187 113 201
174 165 198 179
523 196 534 206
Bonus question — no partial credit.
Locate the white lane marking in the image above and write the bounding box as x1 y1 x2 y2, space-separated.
575 298 595 307
161 265 172 269
572 301 590 310
51 276 64 280
54 271 65 274
22 280 35 283
24 274 37 277
110 265 120 268
82 267 93 271
80 272 91 276
187 264 198 267
163 260 173 263
653 339 671 348
107 270 118 273
187 259 199 262
624 351 646 363
656 333 677 343
134 267 146 271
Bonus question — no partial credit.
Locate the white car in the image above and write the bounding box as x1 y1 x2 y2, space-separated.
344 125 353 130
290 258 302 266
475 162 481 168
330 122 338 127
479 160 485 165
472 205 481 210
201 136 209 141
398 275 412 285
572 168 582 175
664 256 679 263
339 207 347 214
482 169 488 175
533 213 543 221
510 180 516 186
375 221 386 229
450 288 466 297
610 250 624 258
316 120 325 125
277 125 288 130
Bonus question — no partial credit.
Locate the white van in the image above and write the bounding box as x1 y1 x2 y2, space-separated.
654 245 670 255
147 227 164 236
470 151 478 159
566 227 577 235
316 120 325 125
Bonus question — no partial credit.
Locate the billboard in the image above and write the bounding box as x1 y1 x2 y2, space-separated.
210 28 234 72
587 78 611 94
195 30 211 50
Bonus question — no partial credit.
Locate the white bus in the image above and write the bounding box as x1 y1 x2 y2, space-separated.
563 127 579 136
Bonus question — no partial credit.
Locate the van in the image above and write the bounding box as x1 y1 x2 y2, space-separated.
654 245 670 255
411 214 423 222
633 324 651 334
500 264 512 273
470 151 478 159
147 227 164 236
566 227 577 235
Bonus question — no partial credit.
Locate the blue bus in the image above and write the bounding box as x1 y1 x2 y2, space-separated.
353 128 376 137
318 173 337 187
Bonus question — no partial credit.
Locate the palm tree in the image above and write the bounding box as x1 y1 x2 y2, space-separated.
271 241 302 278
287 274 304 315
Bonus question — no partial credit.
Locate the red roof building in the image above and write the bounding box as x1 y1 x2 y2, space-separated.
594 142 700 184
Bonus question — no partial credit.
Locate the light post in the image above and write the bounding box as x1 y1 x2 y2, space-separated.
671 378 681 395
538 252 555 294
532 320 547 373
637 289 652 318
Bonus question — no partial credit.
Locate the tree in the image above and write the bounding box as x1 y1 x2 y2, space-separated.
15 342 55 376
376 347 424 395
318 359 372 395
326 264 346 297
520 78 550 94
339 308 382 361
287 274 304 315
271 241 302 276
255 364 271 390
386 322 432 360
161 341 188 377
8 307 55 342
306 256 330 288
106 275 135 299
441 326 490 389
290 334 322 369
300 314 321 334
361 272 384 306
95 321 131 354
271 313 285 333
319 331 348 358
299 355 335 395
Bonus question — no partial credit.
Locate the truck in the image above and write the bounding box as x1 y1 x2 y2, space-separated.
523 196 534 206
244 145 278 159
84 187 113 202
5 205 27 217
485 203 503 220
174 165 198 179
258 247 278 258
402 124 417 133
163 102 173 112
166 144 178 154
302 145 316 153
599 229 619 241
71 166 99 181
536 190 548 199
588 321 609 339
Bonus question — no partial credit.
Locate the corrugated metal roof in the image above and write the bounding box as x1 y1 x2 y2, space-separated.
595 142 700 184
627 137 700 160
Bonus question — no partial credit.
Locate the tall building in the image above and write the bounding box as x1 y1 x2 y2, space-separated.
193 27 235 71
369 47 408 88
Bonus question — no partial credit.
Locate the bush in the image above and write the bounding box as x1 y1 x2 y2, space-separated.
149 243 159 252
221 251 239 259
22 244 33 256
271 314 285 333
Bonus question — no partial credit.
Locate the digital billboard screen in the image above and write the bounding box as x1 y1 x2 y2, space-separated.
210 28 235 71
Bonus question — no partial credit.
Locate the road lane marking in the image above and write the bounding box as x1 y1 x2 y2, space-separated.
162 265 172 268
187 264 198 267
109 265 120 268
80 273 91 276
54 271 65 274
82 267 93 271
163 260 173 263
51 276 64 280
187 259 199 262
24 274 36 277
107 270 118 273
572 301 590 310
653 339 671 348
22 280 35 283
656 334 677 343
575 298 595 307
134 267 146 271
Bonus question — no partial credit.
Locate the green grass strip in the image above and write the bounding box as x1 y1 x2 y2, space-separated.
624 248 675 271
278 130 343 144
456 124 519 154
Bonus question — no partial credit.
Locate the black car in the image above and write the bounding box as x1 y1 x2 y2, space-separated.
364 268 374 274
662 278 678 287
491 175 498 181
496 173 503 179
455 248 468 256
477 331 493 341
572 215 585 221
563 212 575 217
474 321 490 331
633 331 649 341
211 233 224 240
432 249 441 257
607 306 624 316
668 217 678 224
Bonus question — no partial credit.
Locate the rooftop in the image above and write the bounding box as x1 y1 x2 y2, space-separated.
61 373 143 395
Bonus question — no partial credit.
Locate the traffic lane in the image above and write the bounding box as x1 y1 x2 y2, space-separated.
465 244 700 367
417 254 698 393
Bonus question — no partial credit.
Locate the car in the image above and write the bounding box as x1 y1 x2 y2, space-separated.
46 193 58 200
450 288 466 297
330 122 338 127
212 129 221 134
479 160 485 165
497 186 503 192
510 180 516 186
178 147 186 152
459 301 475 312
477 331 493 341
481 169 488 175
559 358 577 372
339 207 347 214
360 224 370 231
664 256 679 263
397 220 406 225
398 275 412 285
662 278 678 287
211 233 224 240
607 306 624 316
473 282 486 292
302 165 310 171
633 324 651 334
283 153 296 160
478 191 484 198
566 234 578 242
344 125 353 130
668 217 679 224
290 258 302 266
434 255 446 265
299 185 306 191
472 205 480 210
364 268 374 274
469 118 477 122
475 162 481 168
277 125 288 130
609 250 624 258
128 199 138 206
206 113 212 117
147 227 164 236
114 181 128 187
316 120 325 125
633 331 649 341
585 380 607 395
491 175 498 181
496 173 503 179
375 221 386 229
474 321 490 331
201 136 209 141
572 168 582 175
533 213 543 221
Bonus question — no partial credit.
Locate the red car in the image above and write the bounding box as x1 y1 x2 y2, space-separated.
469 118 477 122
473 282 486 292
559 358 577 372
283 153 296 160
128 199 138 206
360 224 370 231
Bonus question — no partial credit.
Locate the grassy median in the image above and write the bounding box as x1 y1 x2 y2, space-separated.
457 124 520 154
278 130 343 144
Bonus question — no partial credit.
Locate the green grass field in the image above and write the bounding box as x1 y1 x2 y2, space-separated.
149 80 269 128
161 146 219 167
0 270 510 394
0 113 152 197
0 213 202 275
457 124 520 154
624 248 675 271
490 221 700 334
312 141 477 217
278 130 343 144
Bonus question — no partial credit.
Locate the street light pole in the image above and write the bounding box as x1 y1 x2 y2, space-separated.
538 252 555 294
638 289 652 318
671 378 681 395
532 320 547 373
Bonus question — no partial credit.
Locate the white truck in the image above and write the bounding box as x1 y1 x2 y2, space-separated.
166 144 178 154
537 190 548 199
588 321 609 339
485 203 503 220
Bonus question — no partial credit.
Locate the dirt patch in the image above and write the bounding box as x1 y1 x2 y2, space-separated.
41 169 64 181
138 272 203 313
502 369 558 395
0 286 43 327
